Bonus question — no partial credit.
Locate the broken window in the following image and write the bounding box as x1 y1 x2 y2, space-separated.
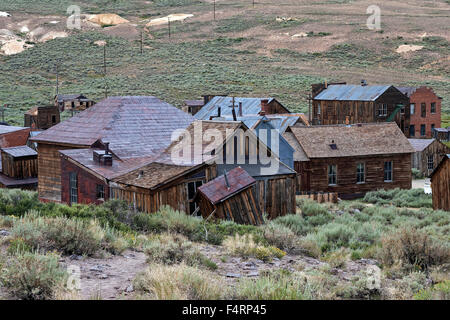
187 180 203 215
96 184 105 200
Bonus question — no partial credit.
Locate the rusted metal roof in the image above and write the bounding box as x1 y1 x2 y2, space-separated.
314 85 394 101
197 167 256 204
396 87 418 98
1 146 37 158
31 96 194 159
408 139 435 152
0 125 29 135
0 173 38 187
289 123 415 159
195 96 287 120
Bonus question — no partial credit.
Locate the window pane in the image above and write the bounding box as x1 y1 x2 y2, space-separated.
384 161 392 181
328 165 337 185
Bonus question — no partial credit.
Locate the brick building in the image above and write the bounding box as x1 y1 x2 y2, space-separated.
397 86 442 138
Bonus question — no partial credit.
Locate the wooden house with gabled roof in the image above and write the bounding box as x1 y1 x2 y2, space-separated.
430 155 450 211
30 96 194 203
285 122 415 199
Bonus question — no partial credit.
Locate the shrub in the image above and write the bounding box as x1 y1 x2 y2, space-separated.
0 252 68 300
262 221 298 251
299 199 329 216
414 280 450 300
144 233 216 269
363 188 432 208
7 237 32 255
11 213 127 256
133 263 226 300
223 234 285 262
412 168 424 179
323 248 351 268
378 227 450 270
271 214 311 236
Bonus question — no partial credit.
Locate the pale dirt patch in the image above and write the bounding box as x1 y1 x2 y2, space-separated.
1 39 32 55
60 249 147 300
0 12 11 18
88 14 129 27
146 14 194 27
396 44 424 54
39 31 68 43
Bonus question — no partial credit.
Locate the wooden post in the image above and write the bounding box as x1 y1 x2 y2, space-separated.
103 45 108 98
307 94 312 124
140 30 143 55
214 0 216 20
56 64 59 96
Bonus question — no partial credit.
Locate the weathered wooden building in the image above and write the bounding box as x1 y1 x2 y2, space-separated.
0 125 31 148
110 120 296 218
182 99 205 116
195 167 263 225
0 145 38 190
284 123 414 199
24 105 60 130
30 96 194 203
433 128 450 142
430 155 450 211
409 139 450 177
397 86 442 138
54 94 95 112
311 83 410 136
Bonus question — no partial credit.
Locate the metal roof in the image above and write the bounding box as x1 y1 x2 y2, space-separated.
194 96 276 120
0 125 29 135
314 85 393 101
396 87 418 98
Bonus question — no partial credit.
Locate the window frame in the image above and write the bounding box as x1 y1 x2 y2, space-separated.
421 103 426 118
96 184 105 200
427 155 434 171
409 125 415 137
378 103 388 117
384 161 393 182
356 163 365 184
328 164 337 186
420 124 426 137
410 103 415 115
431 102 436 114
69 172 78 204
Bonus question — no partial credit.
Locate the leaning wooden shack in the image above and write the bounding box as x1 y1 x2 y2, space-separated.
195 167 263 225
430 154 450 211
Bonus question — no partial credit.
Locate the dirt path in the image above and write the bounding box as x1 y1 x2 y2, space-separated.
60 250 147 300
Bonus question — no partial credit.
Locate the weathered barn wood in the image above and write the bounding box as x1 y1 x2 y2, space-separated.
195 167 263 225
312 84 410 136
409 139 450 177
286 123 414 199
430 155 450 211
55 94 95 112
0 145 38 190
24 105 60 130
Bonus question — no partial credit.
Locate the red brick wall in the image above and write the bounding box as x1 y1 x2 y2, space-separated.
409 87 441 138
60 157 109 205
0 128 31 148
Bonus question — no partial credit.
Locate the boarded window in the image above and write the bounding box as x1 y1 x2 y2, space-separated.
69 172 78 204
328 165 337 185
427 155 434 170
356 163 365 183
384 161 393 182
421 103 426 117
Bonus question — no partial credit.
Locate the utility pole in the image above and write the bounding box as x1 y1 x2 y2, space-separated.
307 94 312 124
103 44 108 98
0 104 7 123
168 16 171 38
56 64 59 96
214 0 216 20
140 30 144 55
253 0 255 8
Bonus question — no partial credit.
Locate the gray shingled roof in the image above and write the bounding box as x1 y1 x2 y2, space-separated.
31 96 194 159
408 139 435 152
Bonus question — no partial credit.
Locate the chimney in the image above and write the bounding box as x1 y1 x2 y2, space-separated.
238 102 243 117
218 106 221 117
324 80 328 89
260 99 270 115
223 170 230 190
361 79 368 86
231 97 237 121
105 142 110 155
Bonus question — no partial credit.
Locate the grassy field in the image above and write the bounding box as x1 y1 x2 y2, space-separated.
0 0 449 125
0 188 448 300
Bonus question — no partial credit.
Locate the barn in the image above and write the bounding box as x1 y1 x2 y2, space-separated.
194 167 263 225
311 83 410 136
430 155 450 211
409 139 450 177
285 122 414 199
